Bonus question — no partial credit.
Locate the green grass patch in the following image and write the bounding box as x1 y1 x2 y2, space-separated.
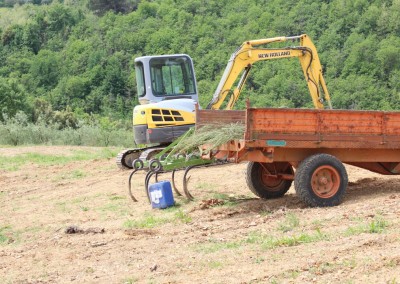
123 209 192 229
123 213 170 229
121 277 139 284
109 194 126 201
195 182 217 190
99 202 128 216
54 169 86 181
174 210 192 223
278 212 300 232
0 148 118 171
80 206 90 212
246 229 328 250
195 239 242 253
208 260 223 269
345 216 388 236
196 228 328 254
55 201 70 213
0 226 19 245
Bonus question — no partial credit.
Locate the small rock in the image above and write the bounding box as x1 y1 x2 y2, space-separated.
65 226 83 234
150 264 158 272
90 242 107 247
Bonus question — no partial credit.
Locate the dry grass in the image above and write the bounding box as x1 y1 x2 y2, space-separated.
174 123 245 153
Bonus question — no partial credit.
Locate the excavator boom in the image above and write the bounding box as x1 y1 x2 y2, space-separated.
206 34 332 110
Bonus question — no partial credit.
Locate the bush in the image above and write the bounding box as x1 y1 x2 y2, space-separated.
0 111 133 147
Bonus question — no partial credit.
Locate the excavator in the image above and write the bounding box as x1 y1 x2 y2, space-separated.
116 34 332 170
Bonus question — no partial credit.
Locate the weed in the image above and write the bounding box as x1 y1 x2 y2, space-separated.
100 202 127 215
55 201 70 213
278 212 300 232
0 226 19 245
71 196 87 204
80 206 89 212
123 214 170 229
208 260 223 269
368 217 388 233
260 209 273 216
254 256 265 264
263 233 319 248
345 216 388 236
0 148 119 171
54 169 86 181
85 267 95 274
245 231 265 244
245 229 327 250
385 259 398 268
0 226 11 244
341 257 357 269
195 239 242 253
98 194 129 216
109 195 126 201
0 117 132 147
288 269 300 279
269 277 279 284
122 277 139 284
174 210 192 223
195 182 216 190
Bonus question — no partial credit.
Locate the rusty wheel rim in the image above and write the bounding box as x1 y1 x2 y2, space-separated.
260 167 283 191
311 165 340 198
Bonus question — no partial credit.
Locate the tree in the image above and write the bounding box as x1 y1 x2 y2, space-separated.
0 77 28 120
87 0 139 16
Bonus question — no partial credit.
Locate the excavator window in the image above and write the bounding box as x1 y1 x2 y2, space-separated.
149 57 196 97
135 62 146 97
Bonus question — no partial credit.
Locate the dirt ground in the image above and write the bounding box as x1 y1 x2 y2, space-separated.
1 146 400 284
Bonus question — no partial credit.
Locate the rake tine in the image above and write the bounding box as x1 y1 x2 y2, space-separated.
128 169 138 202
144 171 154 203
171 169 183 196
183 166 196 200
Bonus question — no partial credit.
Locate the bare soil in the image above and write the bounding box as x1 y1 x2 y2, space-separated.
1 146 400 283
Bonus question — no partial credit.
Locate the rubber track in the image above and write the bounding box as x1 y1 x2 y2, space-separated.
116 149 142 170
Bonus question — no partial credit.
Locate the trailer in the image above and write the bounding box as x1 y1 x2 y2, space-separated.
196 105 400 207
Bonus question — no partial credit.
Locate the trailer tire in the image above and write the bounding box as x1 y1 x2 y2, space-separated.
295 154 348 207
246 162 293 199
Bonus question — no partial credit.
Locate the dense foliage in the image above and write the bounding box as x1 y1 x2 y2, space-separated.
0 0 399 130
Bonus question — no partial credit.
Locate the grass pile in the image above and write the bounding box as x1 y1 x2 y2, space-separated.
174 123 245 154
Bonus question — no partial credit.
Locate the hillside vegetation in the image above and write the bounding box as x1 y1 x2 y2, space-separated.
0 0 399 139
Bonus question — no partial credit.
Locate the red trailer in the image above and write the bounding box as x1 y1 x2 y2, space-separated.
196 106 400 207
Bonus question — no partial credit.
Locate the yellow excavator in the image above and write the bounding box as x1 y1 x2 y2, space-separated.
116 34 332 169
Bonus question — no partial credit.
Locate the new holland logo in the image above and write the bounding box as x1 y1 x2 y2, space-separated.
258 51 291 58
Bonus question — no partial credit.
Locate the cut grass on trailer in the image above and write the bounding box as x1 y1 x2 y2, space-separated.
174 123 245 154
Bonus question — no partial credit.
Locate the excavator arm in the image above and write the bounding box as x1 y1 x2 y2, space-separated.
206 34 332 110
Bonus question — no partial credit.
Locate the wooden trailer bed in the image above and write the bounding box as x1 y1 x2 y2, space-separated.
195 107 400 207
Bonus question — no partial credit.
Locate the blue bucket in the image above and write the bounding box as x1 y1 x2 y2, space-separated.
148 181 175 209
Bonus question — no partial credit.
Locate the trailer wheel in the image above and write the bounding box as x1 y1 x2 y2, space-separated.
246 162 293 199
295 154 348 207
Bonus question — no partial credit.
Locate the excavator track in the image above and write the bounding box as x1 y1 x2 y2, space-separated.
116 147 166 170
116 149 141 170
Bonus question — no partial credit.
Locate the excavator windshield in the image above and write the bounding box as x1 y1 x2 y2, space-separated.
149 57 196 97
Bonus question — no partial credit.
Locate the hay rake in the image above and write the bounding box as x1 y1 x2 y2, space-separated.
127 128 217 203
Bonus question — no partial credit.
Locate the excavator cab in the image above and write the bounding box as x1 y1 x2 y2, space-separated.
132 55 198 145
135 54 198 105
